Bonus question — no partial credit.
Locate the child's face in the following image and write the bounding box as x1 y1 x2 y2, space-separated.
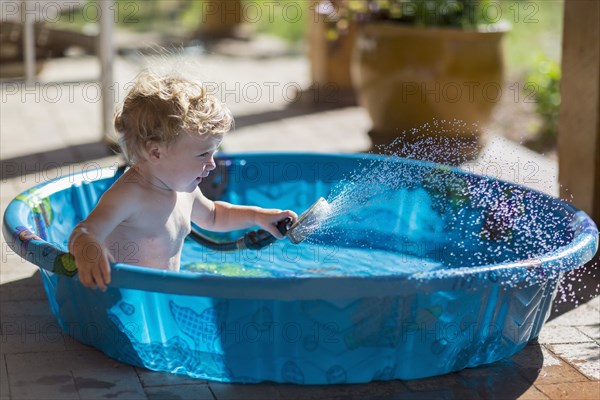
157 133 222 192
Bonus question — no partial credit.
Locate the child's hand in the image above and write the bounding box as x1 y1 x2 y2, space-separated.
255 209 298 239
70 228 113 291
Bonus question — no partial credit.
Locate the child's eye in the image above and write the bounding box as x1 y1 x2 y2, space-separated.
197 152 210 157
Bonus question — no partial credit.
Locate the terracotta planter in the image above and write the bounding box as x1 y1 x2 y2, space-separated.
195 0 244 39
351 23 505 161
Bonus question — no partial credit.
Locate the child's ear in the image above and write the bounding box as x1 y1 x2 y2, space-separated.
145 141 162 162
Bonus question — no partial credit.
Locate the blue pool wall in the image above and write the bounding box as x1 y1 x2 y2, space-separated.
3 153 597 383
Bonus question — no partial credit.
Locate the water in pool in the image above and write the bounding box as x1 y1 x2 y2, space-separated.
182 152 448 278
181 238 443 277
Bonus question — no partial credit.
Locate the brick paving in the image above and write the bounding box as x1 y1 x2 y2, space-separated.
1 51 599 399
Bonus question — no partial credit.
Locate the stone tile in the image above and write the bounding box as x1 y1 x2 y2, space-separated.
0 264 40 286
62 334 96 351
224 107 371 154
0 316 58 336
0 300 52 316
528 354 590 385
136 367 208 387
145 384 214 400
5 350 120 375
73 367 147 400
2 160 60 188
70 144 118 165
376 391 468 400
476 135 559 195
459 360 537 400
538 325 597 345
587 296 600 311
511 344 561 370
0 137 42 161
274 380 410 400
6 170 48 194
0 299 55 327
0 331 66 354
459 359 520 378
536 381 600 400
209 382 279 400
273 383 350 400
381 389 482 400
0 279 47 302
36 147 82 168
8 370 79 400
511 344 589 385
577 325 600 344
0 355 9 399
38 55 102 83
547 300 600 327
547 342 600 380
403 372 479 393
517 386 550 400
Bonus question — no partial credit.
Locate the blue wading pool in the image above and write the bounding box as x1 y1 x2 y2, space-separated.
3 153 598 384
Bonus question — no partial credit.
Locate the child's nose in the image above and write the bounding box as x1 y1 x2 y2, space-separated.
204 157 216 171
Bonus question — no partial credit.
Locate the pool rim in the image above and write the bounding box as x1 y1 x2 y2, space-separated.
3 152 598 300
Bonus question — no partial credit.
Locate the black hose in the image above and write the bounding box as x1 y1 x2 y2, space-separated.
188 229 244 251
188 218 293 252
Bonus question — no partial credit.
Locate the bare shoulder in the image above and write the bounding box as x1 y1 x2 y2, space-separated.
192 186 212 207
98 169 146 210
79 168 145 233
191 186 215 226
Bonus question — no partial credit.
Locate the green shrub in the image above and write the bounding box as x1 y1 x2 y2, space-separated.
526 54 561 144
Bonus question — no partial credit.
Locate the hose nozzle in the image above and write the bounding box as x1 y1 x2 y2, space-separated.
285 197 331 244
242 197 331 248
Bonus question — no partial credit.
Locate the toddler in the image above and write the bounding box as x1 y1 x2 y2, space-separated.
69 71 297 290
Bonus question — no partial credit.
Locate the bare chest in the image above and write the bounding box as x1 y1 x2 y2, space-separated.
135 192 193 240
107 192 194 268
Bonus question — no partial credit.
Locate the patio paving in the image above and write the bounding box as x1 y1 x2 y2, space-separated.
1 49 598 399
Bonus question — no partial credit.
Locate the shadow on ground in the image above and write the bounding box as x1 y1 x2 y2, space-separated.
1 141 117 182
0 100 353 183
549 257 600 321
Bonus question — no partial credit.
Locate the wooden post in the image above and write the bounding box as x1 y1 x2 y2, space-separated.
306 0 356 104
552 0 600 316
21 0 36 85
558 0 600 224
99 1 115 142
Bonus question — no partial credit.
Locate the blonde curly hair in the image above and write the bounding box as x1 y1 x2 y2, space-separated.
114 70 233 163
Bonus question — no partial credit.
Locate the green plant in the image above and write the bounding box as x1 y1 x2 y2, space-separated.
378 0 497 27
502 0 563 77
321 0 505 45
525 54 561 145
324 0 500 37
245 0 309 43
178 0 309 43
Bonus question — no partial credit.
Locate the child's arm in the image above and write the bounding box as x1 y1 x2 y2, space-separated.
68 185 138 291
191 188 297 238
